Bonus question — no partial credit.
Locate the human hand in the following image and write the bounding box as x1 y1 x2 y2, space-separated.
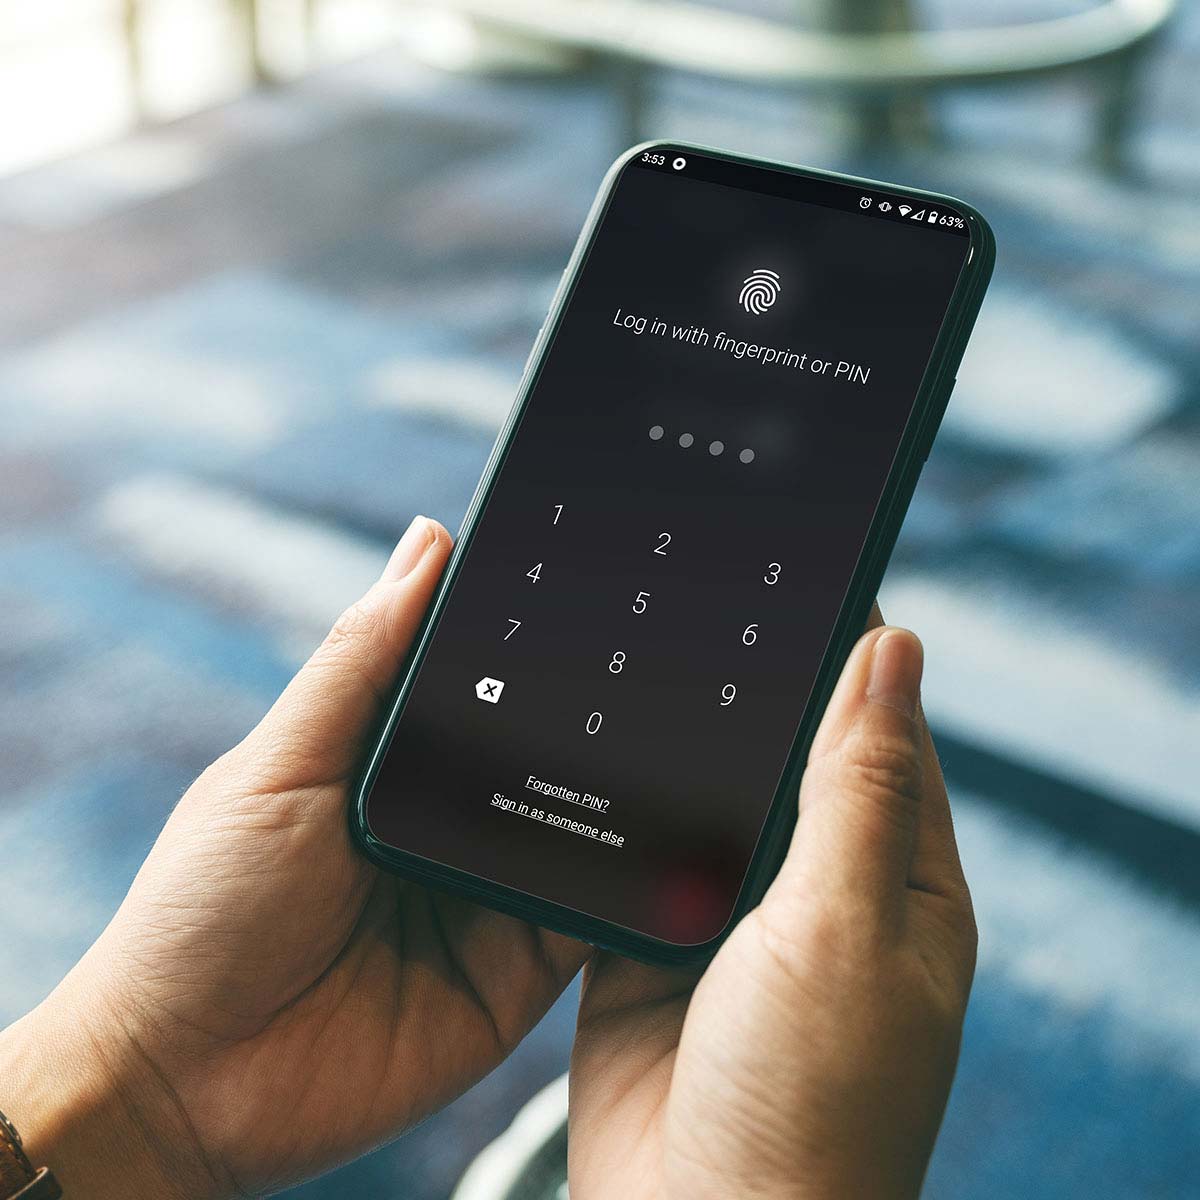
0 516 589 1199
569 616 977 1200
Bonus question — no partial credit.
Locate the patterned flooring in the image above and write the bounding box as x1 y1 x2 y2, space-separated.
1 17 1198 1200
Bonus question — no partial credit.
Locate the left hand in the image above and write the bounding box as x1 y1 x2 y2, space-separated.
0 516 589 1199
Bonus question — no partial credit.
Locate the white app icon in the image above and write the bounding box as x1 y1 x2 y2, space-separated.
475 676 505 703
738 268 781 315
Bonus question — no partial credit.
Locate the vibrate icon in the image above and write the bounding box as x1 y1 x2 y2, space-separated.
738 268 781 315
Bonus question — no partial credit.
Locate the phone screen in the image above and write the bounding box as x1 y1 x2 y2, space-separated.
362 150 973 946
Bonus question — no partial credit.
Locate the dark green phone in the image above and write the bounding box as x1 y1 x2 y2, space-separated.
350 142 994 965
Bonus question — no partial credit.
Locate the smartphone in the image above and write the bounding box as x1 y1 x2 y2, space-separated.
351 142 994 966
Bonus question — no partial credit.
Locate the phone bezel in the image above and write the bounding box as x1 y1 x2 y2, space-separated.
349 141 996 966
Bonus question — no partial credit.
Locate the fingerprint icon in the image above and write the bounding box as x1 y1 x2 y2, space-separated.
738 268 781 315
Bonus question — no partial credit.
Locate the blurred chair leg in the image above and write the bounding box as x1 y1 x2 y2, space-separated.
860 84 934 151
1093 44 1150 176
122 0 148 123
303 0 320 66
234 0 274 85
610 56 650 155
811 0 933 152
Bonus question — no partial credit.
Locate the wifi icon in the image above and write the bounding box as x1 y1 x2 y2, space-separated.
897 204 912 217
739 268 781 315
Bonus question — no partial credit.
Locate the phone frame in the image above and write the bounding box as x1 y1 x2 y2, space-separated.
350 141 995 966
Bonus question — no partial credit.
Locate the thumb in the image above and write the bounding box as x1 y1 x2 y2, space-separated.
228 515 453 791
769 626 926 926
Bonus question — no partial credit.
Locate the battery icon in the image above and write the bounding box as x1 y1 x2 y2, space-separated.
928 210 939 223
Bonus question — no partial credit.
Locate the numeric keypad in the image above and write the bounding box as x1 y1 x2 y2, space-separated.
488 497 786 740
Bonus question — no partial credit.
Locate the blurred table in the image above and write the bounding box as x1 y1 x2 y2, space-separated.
401 0 1176 165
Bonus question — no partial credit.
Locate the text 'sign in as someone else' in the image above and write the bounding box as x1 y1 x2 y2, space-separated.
491 773 625 847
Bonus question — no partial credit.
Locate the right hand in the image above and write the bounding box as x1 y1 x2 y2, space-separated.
569 621 977 1200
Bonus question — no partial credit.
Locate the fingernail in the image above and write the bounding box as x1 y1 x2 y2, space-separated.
866 628 923 719
382 516 433 581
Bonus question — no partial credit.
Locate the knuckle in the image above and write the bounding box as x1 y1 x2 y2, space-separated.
748 905 820 991
302 590 391 702
934 870 978 949
751 893 878 988
952 885 980 978
325 595 378 653
837 728 924 808
914 890 980 1005
315 590 392 676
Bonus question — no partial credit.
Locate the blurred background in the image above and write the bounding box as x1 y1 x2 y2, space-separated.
1 1 1198 1197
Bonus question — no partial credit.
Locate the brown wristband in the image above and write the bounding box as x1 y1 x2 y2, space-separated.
0 1110 60 1200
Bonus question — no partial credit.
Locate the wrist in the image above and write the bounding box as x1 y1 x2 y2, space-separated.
0 980 223 1200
